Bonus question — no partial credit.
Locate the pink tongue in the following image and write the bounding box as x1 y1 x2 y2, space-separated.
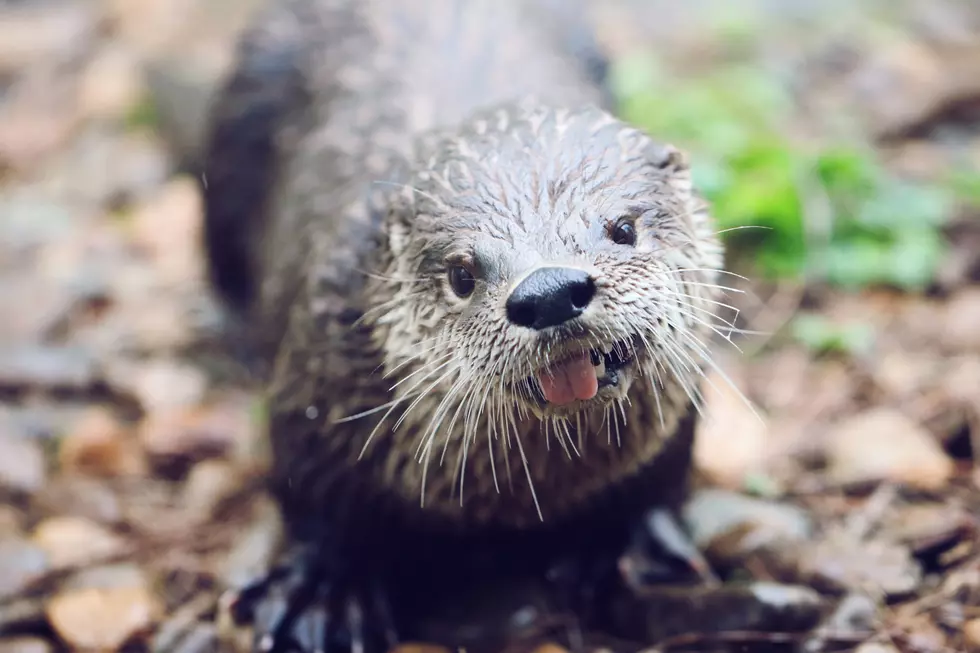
537 353 599 405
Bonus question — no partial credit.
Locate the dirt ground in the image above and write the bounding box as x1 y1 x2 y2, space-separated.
1 1 979 652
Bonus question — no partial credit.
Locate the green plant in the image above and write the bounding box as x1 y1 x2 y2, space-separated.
610 55 976 292
790 313 876 356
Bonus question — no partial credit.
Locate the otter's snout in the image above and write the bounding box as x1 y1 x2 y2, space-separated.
505 267 596 330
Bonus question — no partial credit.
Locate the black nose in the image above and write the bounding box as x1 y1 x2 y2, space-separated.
506 267 596 330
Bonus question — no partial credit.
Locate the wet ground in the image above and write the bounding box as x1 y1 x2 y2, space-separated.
0 0 979 652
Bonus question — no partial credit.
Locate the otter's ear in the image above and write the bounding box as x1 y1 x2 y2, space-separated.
644 141 690 174
645 141 696 199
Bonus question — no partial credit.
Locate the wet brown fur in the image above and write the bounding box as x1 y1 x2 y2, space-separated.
202 0 725 605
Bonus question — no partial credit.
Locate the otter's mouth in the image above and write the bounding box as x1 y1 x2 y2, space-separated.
528 338 637 406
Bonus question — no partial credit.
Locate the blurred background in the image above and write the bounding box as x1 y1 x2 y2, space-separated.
0 0 979 651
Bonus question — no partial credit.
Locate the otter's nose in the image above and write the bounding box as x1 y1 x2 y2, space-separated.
506 267 596 330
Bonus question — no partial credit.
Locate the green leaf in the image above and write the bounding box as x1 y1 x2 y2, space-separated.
791 313 875 356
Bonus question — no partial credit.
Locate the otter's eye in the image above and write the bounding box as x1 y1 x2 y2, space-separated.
447 265 476 298
611 219 637 246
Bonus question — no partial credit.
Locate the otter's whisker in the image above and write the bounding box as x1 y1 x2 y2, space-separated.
390 354 456 392
359 354 463 460
510 424 542 521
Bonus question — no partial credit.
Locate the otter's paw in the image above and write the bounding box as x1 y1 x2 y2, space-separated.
222 547 398 653
620 507 717 589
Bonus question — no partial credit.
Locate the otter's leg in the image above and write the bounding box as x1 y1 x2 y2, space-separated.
224 538 399 653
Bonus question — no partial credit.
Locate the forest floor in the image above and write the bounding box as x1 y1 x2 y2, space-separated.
1 1 979 652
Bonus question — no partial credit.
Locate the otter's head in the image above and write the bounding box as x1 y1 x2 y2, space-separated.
373 100 724 432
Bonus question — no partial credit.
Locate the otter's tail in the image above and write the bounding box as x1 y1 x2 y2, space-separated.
199 7 308 315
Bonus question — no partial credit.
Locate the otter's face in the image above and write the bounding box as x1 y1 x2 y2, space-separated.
377 102 724 427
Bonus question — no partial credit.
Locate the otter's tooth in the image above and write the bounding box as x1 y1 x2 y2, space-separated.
594 356 606 378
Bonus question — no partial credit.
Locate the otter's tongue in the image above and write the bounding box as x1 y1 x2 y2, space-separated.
538 352 599 405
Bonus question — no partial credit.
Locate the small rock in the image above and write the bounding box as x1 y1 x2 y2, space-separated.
31 475 123 525
820 593 879 634
885 503 969 553
182 460 243 522
32 517 126 568
47 585 162 651
945 289 980 352
140 402 247 473
79 44 146 122
825 409 953 491
854 644 899 653
797 529 922 599
694 368 770 487
0 539 49 601
131 359 208 415
0 82 81 173
0 2 100 74
872 351 937 398
0 433 46 495
0 637 54 653
58 406 147 477
964 618 980 652
683 488 812 565
0 346 98 393
130 177 203 268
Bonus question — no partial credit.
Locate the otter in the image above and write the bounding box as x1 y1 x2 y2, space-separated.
200 0 725 651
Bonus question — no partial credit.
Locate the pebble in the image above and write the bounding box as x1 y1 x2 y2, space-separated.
58 406 147 477
0 638 54 653
682 488 812 564
130 177 203 268
825 409 954 491
964 618 980 652
46 584 162 651
944 289 980 352
797 530 922 599
0 2 100 74
31 516 127 568
693 368 771 488
0 81 81 174
181 460 242 522
820 593 879 634
79 43 146 122
0 345 98 393
62 563 150 593
854 645 900 653
140 402 245 472
131 358 208 415
0 539 49 601
885 503 969 552
0 433 46 495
